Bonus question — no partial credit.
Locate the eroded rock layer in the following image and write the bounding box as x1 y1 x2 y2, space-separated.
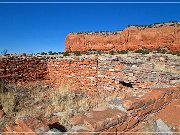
65 23 180 52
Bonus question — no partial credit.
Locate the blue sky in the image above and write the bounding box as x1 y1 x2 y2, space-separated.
0 1 180 54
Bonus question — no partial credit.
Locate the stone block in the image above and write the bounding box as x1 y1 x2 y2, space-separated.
127 117 139 129
122 97 144 111
99 127 117 135
116 122 128 132
4 125 14 135
12 125 24 135
84 108 127 131
139 104 154 116
15 118 38 135
71 114 86 125
0 110 4 119
153 98 165 110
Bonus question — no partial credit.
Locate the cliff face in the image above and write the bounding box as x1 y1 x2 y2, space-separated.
65 24 180 52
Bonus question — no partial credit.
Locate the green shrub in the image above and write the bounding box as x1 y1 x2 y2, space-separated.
53 52 59 55
117 50 129 54
97 50 102 55
82 51 92 55
109 50 115 55
40 52 47 55
156 48 167 54
48 51 53 55
134 48 149 54
58 52 63 54
167 52 176 55
167 51 180 56
63 52 70 56
73 51 81 56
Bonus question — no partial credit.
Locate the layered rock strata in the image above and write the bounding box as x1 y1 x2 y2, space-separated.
65 23 180 52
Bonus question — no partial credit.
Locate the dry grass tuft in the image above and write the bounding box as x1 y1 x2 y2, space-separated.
0 81 122 129
0 81 49 126
47 85 112 128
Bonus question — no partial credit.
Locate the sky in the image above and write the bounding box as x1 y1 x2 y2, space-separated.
0 0 180 54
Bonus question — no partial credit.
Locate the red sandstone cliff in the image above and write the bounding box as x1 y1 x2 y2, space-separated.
65 23 180 52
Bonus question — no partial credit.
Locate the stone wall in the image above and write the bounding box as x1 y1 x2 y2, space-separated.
0 54 180 91
97 54 180 91
47 56 98 91
0 55 48 83
0 55 98 91
65 24 180 52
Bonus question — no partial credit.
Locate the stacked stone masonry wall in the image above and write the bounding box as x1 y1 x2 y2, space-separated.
47 57 98 91
0 56 48 83
0 54 180 91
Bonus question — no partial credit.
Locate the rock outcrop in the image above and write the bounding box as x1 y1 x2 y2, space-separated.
65 23 180 52
68 87 180 134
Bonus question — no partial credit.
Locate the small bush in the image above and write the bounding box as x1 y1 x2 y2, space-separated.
58 52 63 54
156 48 167 54
134 48 149 54
0 80 125 129
167 51 180 56
117 50 129 54
54 52 59 55
48 51 53 55
41 52 47 55
48 51 59 55
97 50 102 55
73 51 81 56
82 51 92 55
63 52 70 56
109 51 115 55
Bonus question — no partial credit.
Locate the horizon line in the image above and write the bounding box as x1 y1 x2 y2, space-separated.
0 1 180 4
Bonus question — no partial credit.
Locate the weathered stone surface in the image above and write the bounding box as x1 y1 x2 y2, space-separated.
12 125 24 135
71 114 86 125
156 119 173 135
43 128 64 135
11 117 49 134
153 99 180 132
0 55 48 83
0 110 4 119
65 24 180 52
1 116 59 134
122 97 144 111
4 125 14 135
128 119 157 135
15 118 37 134
142 89 167 106
68 125 90 135
83 108 127 131
116 122 128 132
